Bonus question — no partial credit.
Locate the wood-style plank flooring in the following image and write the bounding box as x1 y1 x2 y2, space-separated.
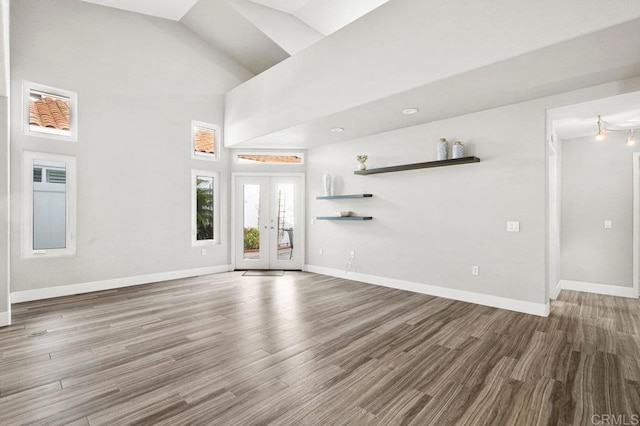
1 272 639 425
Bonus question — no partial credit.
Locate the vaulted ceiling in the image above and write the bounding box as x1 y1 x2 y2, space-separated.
80 0 390 74
76 0 640 150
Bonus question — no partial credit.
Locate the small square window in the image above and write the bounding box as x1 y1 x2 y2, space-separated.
192 121 220 161
23 82 78 142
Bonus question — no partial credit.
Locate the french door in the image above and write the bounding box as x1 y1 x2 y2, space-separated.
234 175 304 270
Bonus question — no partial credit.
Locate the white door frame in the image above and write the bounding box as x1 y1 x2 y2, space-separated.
231 172 306 270
547 132 561 300
633 152 640 296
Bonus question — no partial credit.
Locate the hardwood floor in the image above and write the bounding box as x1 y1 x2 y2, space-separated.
1 272 639 425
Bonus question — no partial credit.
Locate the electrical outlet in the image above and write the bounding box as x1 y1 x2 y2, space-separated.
472 266 479 275
507 221 520 232
350 250 355 259
604 220 612 229
201 249 207 256
319 248 323 256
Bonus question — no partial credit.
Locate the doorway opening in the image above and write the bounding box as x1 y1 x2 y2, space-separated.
547 91 640 299
233 174 305 270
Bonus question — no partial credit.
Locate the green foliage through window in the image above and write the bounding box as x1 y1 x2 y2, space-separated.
244 227 260 250
196 176 214 241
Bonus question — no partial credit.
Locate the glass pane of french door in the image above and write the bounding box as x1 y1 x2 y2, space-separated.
276 183 295 261
243 184 261 260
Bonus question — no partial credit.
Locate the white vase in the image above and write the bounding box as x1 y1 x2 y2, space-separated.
452 141 465 159
437 138 448 161
358 162 367 171
322 173 332 196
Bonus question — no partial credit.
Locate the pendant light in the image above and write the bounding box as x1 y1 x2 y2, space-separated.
595 115 605 141
627 129 636 146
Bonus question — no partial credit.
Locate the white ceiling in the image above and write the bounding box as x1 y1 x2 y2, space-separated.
80 0 390 73
181 0 290 75
249 0 313 14
81 0 200 20
292 0 389 36
249 0 389 35
550 91 640 140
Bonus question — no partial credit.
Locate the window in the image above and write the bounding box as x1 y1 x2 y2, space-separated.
192 121 220 161
192 170 220 245
24 82 78 141
234 152 304 164
23 152 76 258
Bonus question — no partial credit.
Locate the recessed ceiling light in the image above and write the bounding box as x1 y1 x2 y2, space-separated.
330 127 344 133
402 108 419 115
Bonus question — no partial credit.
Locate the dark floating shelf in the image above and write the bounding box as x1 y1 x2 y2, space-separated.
316 194 373 200
354 156 480 175
316 216 373 221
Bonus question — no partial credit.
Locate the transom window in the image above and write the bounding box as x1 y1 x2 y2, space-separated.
234 152 304 164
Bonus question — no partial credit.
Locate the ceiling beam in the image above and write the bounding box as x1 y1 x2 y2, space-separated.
224 0 640 148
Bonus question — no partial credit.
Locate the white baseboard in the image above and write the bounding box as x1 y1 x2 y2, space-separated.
550 281 562 300
559 280 638 298
304 265 550 317
0 310 10 327
11 265 234 304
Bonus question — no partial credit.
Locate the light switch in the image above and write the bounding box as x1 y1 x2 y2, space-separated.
604 220 612 229
507 221 520 232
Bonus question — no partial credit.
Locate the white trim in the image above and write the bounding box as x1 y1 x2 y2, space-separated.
633 152 640 297
191 169 220 246
191 120 220 162
23 81 78 142
551 280 562 300
304 265 550 317
11 265 233 303
559 280 638 298
231 173 306 271
0 310 10 327
23 151 77 259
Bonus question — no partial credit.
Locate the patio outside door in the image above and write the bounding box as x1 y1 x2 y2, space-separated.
234 175 304 270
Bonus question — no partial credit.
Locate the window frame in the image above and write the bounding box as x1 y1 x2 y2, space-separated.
23 151 77 259
191 169 220 246
233 151 305 165
191 121 220 162
23 81 78 142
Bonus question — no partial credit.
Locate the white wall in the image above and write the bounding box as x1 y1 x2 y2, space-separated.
306 77 640 309
0 96 9 326
9 0 251 294
0 0 8 97
0 0 10 326
561 133 639 287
